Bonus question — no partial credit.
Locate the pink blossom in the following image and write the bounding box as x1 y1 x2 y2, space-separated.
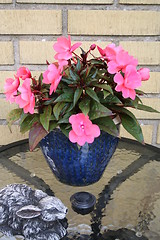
43 64 62 95
69 113 100 146
138 68 150 81
15 78 35 114
90 44 96 51
16 67 31 80
53 35 81 67
97 43 122 61
107 49 138 74
4 77 20 103
114 65 141 100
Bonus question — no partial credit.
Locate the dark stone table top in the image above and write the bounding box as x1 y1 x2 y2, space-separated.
0 138 160 240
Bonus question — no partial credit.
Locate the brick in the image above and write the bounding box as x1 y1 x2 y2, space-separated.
140 72 160 94
20 41 54 64
157 124 160 144
120 42 160 65
0 0 12 2
0 42 14 65
68 10 160 36
120 124 153 144
0 10 62 35
0 98 18 119
17 0 113 3
119 0 160 4
0 125 28 145
131 98 160 119
20 41 110 64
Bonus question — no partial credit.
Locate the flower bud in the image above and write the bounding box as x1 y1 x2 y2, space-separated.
90 44 96 51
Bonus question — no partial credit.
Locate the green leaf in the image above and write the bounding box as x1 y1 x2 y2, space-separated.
53 102 66 120
73 88 83 106
80 67 87 77
19 112 29 125
40 105 52 131
89 101 112 120
79 98 90 115
58 118 69 124
76 58 81 71
86 65 93 78
38 73 43 84
90 59 104 65
60 125 71 138
43 97 56 106
29 122 48 151
135 89 146 95
108 106 144 143
69 69 80 81
137 104 160 113
58 111 74 124
102 94 122 104
120 113 144 144
86 87 100 103
49 121 57 131
20 114 39 133
7 108 23 129
61 77 74 84
124 96 142 108
54 92 73 103
93 117 119 136
91 69 98 79
92 83 113 95
63 87 75 94
103 90 111 99
50 114 56 121
65 103 74 113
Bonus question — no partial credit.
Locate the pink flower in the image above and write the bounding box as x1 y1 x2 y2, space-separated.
114 65 141 100
43 64 62 95
69 113 100 146
53 35 81 67
16 67 31 80
107 49 138 74
138 68 150 81
4 77 20 103
90 44 96 51
97 43 122 61
15 78 35 114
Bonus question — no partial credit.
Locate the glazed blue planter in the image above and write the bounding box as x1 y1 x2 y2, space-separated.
39 129 119 186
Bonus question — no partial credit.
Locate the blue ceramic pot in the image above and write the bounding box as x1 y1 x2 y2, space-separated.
39 129 119 186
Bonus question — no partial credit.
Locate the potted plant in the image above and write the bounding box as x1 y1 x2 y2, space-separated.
4 35 159 186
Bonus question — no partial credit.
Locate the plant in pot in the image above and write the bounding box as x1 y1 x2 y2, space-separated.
4 35 159 186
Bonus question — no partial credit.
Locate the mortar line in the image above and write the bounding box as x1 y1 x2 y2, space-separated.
11 3 160 11
13 38 20 69
152 121 160 146
62 8 68 36
0 35 159 40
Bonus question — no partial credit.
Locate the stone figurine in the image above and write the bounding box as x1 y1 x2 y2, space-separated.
0 184 68 240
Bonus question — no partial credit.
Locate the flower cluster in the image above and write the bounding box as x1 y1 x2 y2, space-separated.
4 35 158 150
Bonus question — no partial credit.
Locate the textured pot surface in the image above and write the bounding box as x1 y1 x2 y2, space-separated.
39 129 118 186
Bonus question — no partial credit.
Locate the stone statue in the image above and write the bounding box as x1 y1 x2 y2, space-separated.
0 184 68 240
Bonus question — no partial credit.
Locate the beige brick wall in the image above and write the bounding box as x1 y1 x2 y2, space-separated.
17 0 113 3
119 0 160 4
0 0 12 2
68 10 160 35
0 0 160 147
0 10 62 35
0 42 14 65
